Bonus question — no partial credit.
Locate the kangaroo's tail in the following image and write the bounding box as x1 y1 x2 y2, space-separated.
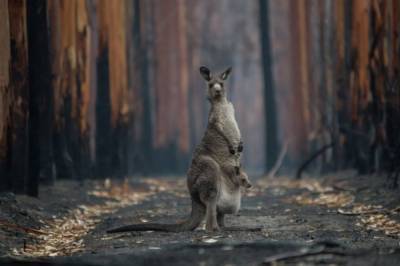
107 199 205 233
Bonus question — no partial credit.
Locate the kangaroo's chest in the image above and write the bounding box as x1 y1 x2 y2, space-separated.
220 103 241 142
217 181 241 214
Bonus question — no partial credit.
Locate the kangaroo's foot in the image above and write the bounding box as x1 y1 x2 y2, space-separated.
205 224 221 232
205 200 219 232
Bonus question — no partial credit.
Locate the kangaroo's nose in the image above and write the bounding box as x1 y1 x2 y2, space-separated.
213 83 222 92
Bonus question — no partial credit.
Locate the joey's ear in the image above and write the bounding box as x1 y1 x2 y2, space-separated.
199 66 211 81
220 67 232 80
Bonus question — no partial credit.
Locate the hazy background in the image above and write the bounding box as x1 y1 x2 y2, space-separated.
1 0 400 195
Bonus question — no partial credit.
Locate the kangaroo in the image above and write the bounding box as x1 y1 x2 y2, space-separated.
107 66 251 233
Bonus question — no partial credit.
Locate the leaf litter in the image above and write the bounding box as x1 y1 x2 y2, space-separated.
7 175 400 258
259 176 400 239
11 178 169 258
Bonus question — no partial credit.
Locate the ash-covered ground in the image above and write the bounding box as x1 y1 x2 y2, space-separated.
1 171 400 265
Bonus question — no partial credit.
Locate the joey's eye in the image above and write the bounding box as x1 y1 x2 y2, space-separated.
208 83 214 88
219 82 223 87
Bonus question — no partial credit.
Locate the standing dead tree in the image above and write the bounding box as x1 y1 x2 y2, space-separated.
265 0 400 179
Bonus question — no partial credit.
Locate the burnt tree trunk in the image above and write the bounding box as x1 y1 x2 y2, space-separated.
95 2 112 178
8 0 30 193
0 0 11 192
47 1 97 181
259 0 279 172
96 0 131 178
26 0 54 196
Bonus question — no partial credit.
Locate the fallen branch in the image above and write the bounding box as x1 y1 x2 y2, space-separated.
263 245 324 264
263 241 350 264
337 209 379 216
296 142 334 179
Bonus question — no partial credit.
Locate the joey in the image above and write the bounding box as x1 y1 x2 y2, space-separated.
233 165 252 189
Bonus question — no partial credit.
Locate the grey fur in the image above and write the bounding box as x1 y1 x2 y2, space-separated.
107 66 249 233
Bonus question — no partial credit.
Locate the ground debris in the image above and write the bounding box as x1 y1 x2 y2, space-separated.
338 204 384 215
258 176 334 193
10 178 163 258
260 176 400 240
0 220 46 235
335 201 400 238
358 212 400 238
289 191 354 208
2 174 400 265
269 177 355 208
262 241 348 265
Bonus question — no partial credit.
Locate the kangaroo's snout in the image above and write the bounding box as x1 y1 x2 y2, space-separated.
240 177 252 189
213 83 222 91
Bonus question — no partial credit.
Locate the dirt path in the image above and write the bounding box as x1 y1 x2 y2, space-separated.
1 172 400 265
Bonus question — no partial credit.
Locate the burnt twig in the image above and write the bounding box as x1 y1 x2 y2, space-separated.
296 143 335 179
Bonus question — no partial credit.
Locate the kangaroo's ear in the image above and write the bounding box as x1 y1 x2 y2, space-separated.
199 66 211 81
220 67 232 80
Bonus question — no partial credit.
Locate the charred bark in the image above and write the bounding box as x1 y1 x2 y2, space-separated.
259 0 279 173
26 0 54 196
0 0 11 192
8 0 30 193
95 46 112 178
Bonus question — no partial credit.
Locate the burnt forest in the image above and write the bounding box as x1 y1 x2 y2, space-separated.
1 0 400 265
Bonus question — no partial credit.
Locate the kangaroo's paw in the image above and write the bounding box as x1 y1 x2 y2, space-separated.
229 145 236 155
235 166 240 175
237 141 243 153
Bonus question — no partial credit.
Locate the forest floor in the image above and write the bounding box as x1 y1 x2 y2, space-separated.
1 171 400 265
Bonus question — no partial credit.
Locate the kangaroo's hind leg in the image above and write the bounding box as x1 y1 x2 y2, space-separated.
197 175 219 232
193 156 221 232
204 197 218 232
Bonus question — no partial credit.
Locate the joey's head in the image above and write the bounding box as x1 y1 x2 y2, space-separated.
239 172 252 189
199 66 232 102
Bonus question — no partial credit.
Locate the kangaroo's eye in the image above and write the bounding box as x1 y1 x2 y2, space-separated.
208 83 214 88
219 82 223 87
